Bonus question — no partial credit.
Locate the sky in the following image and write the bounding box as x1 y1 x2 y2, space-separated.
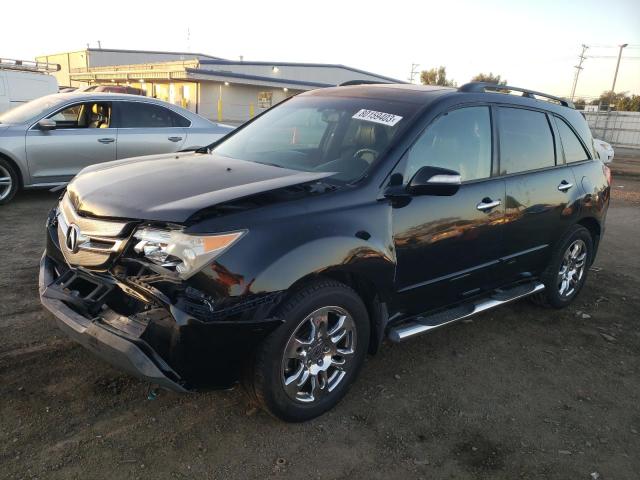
3 0 639 100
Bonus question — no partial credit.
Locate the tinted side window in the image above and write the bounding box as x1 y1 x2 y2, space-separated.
405 106 492 182
556 118 589 163
118 102 190 128
498 108 555 174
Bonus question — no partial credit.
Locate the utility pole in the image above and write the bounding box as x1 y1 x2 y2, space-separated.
603 43 628 139
408 63 420 84
569 44 588 101
609 43 628 98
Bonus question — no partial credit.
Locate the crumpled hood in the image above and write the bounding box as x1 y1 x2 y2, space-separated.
68 152 334 223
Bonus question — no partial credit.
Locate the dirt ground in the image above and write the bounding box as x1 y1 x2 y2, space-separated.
1 157 639 480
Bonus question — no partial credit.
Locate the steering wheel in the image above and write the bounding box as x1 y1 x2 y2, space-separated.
353 148 379 164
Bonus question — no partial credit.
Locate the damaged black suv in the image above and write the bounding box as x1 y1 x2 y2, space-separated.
40 83 610 422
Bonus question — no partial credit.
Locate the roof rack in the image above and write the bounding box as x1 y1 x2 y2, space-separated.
338 80 389 86
0 58 61 73
459 82 574 108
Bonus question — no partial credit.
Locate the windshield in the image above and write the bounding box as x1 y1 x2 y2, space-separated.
0 95 62 124
213 95 419 183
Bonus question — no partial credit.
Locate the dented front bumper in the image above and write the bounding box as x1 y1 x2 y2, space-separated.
39 207 285 391
39 253 189 392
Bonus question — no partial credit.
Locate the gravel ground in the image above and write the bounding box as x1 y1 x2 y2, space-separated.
1 158 639 480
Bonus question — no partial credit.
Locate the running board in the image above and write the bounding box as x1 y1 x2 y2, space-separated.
388 281 545 343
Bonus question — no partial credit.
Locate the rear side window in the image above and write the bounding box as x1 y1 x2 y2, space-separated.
117 102 190 128
556 118 589 163
405 106 492 182
498 108 555 175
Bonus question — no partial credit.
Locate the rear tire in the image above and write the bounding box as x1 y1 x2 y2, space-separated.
246 279 370 422
0 158 19 205
532 225 593 308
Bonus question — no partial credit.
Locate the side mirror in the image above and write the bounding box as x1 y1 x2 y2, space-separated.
38 119 57 131
408 166 461 196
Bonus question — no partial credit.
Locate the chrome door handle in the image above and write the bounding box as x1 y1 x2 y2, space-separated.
476 199 501 211
168 136 183 142
558 181 573 192
98 138 115 144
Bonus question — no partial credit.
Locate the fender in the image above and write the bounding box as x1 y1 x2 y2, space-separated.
187 195 397 308
251 235 396 300
0 147 27 186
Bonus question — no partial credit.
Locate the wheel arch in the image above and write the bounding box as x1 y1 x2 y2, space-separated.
284 268 391 355
576 216 601 264
0 150 24 188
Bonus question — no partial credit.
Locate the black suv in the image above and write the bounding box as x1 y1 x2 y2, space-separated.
39 83 610 422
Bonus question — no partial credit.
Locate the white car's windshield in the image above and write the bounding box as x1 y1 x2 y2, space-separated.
213 95 419 183
0 95 62 124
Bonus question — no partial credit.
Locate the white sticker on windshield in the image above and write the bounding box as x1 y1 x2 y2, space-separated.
352 109 403 127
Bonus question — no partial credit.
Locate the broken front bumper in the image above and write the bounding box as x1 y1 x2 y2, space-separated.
38 253 188 392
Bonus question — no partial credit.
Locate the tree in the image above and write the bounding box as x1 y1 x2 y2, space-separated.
420 66 456 87
573 98 586 110
471 72 507 85
590 90 636 110
617 94 640 112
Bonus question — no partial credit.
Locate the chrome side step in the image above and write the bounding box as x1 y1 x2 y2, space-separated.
388 281 545 343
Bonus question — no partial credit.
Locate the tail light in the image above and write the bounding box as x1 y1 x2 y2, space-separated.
603 164 612 185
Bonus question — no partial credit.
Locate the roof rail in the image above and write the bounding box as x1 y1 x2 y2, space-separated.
338 80 389 86
0 58 61 73
459 82 574 108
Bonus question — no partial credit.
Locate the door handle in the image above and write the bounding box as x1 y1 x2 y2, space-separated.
558 181 573 192
98 138 115 144
476 199 501 211
168 136 183 142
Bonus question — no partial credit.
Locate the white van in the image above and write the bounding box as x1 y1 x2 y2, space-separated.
0 59 59 113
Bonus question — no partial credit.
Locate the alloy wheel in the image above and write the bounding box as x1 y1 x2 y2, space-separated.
557 239 587 298
281 306 357 403
0 165 12 201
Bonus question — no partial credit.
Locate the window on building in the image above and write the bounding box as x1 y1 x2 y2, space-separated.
404 107 492 182
258 92 273 109
117 102 190 128
498 107 555 174
556 118 590 163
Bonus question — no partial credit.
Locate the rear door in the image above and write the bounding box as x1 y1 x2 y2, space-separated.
25 101 116 183
392 105 506 315
497 106 580 280
113 101 189 159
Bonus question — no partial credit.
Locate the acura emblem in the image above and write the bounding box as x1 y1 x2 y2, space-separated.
66 224 81 253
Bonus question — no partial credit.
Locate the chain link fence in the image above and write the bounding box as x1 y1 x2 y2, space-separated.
584 110 640 149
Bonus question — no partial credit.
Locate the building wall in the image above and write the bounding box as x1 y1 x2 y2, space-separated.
36 49 215 88
199 82 297 123
199 63 396 85
86 50 208 68
35 51 89 87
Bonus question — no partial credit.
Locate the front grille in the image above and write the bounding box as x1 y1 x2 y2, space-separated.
57 194 133 269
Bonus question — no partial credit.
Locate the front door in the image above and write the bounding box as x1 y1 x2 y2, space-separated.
113 101 188 159
25 101 116 183
391 106 506 315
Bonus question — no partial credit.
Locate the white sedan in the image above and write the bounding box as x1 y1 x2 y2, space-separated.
594 139 614 164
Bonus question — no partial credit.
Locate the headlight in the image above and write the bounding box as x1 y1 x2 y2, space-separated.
133 228 246 279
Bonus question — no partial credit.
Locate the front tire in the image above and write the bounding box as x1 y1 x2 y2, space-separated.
0 158 19 205
247 279 370 422
533 225 593 308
